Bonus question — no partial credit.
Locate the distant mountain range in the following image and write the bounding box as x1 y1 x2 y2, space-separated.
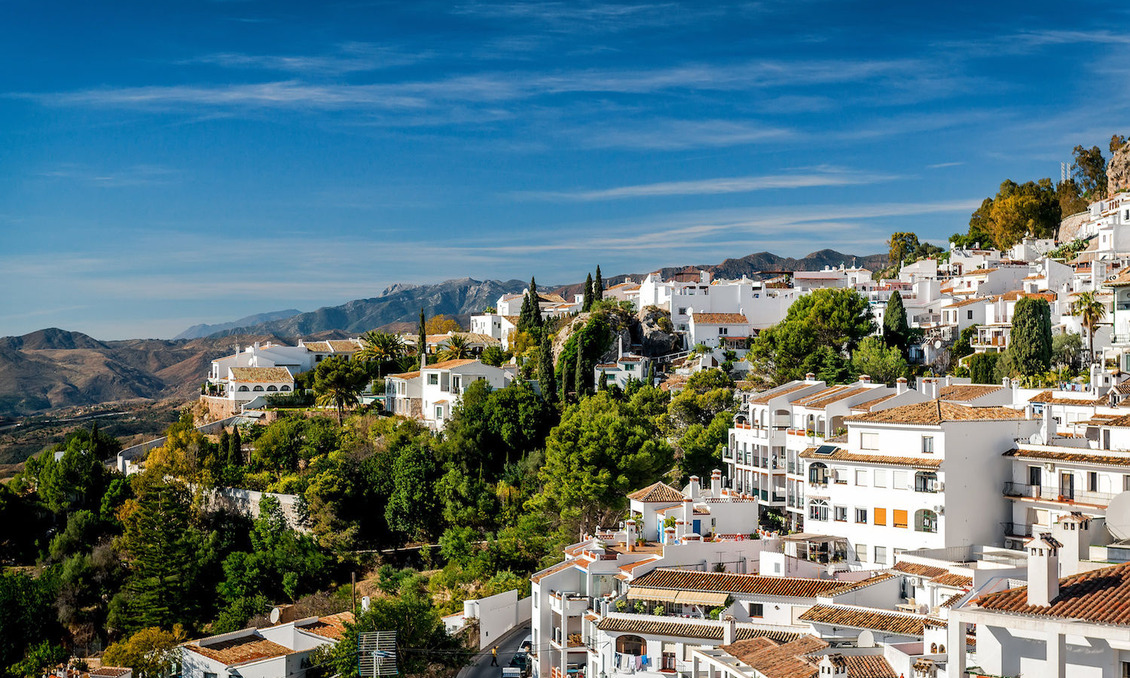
173 309 302 340
0 249 885 419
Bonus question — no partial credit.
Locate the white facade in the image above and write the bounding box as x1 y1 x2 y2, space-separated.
386 358 514 429
180 614 351 678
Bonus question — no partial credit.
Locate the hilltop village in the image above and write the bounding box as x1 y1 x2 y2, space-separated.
16 179 1130 678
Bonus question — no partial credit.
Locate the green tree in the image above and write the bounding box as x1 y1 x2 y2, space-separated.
1070 291 1107 362
969 352 1001 384
951 197 995 249
417 308 427 366
385 444 441 541
538 334 558 405
1112 134 1128 154
882 291 909 353
534 391 673 534
358 331 407 378
560 351 574 401
313 356 367 425
111 478 198 634
582 273 594 312
8 641 65 678
574 335 587 397
887 232 919 267
101 627 186 678
1010 297 1052 377
953 325 978 360
480 345 507 367
1073 144 1107 198
748 288 873 384
228 425 243 466
1052 332 1082 368
986 179 1061 250
851 337 908 385
0 572 57 678
437 334 472 361
593 266 604 301
1056 179 1088 216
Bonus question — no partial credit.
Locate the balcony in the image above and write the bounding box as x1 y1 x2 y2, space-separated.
722 446 733 460
1002 522 1034 538
550 591 591 616
1004 482 1116 507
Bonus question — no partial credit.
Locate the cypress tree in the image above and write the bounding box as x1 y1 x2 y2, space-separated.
574 337 587 396
538 334 558 404
228 426 242 466
418 308 427 366
218 429 230 463
883 290 909 353
582 273 594 312
593 266 604 301
1010 297 1052 376
646 362 655 386
561 351 574 401
598 370 608 391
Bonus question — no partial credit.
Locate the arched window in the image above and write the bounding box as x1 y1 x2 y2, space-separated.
915 509 938 533
915 471 939 493
253 385 264 392
280 385 291 391
616 635 645 656
808 499 829 522
238 386 249 392
938 644 946 654
266 385 278 392
930 643 937 653
808 462 829 485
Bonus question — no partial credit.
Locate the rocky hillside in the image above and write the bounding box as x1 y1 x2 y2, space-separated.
1110 141 1130 196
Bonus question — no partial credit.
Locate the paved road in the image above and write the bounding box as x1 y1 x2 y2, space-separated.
460 622 532 678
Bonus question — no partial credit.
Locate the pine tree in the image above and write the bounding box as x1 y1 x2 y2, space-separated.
593 266 604 301
538 335 558 404
574 337 587 396
598 370 608 391
582 273 594 312
418 308 427 366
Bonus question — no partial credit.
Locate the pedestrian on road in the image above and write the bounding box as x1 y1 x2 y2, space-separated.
490 647 499 666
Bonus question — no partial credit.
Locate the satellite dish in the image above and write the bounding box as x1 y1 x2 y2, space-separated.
934 340 942 349
1030 433 1044 445
857 630 875 648
270 607 281 624
1107 492 1130 540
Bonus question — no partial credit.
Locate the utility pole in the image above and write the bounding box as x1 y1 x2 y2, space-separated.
352 571 357 615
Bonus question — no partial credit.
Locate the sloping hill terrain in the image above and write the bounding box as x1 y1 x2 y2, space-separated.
173 309 302 340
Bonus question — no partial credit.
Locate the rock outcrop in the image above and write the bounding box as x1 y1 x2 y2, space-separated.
1109 142 1130 196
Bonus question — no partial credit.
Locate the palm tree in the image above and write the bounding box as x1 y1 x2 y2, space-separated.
359 330 407 378
437 333 472 361
313 357 364 425
1071 291 1107 363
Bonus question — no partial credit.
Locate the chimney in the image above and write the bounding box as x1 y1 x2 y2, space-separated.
723 615 735 645
858 374 872 384
711 469 722 497
618 335 624 360
624 519 637 552
1041 404 1057 442
664 525 677 545
896 377 908 395
919 377 937 399
682 498 693 536
688 475 701 500
1052 513 1092 577
1026 533 1062 606
805 372 816 383
1002 377 1011 388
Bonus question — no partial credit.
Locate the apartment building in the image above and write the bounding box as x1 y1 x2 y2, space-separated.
800 399 1038 567
385 358 512 429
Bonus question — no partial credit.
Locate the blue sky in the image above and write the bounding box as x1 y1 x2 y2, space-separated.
2 0 1128 339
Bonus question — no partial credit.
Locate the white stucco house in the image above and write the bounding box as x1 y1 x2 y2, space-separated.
180 613 352 678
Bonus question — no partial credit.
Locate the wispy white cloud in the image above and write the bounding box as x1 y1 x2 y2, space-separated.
576 119 794 150
514 167 897 201
34 163 180 188
927 161 964 169
183 42 430 74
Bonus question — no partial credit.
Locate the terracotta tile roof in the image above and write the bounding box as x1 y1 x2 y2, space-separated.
721 636 827 678
537 293 569 304
303 341 332 352
627 482 685 503
630 568 883 598
1104 269 1130 287
299 612 354 640
424 358 479 370
939 384 1002 401
846 399 1028 425
841 656 899 678
229 367 294 383
619 556 662 575
386 370 421 381
90 669 130 678
999 290 1056 303
327 339 362 352
531 559 575 584
976 561 1130 624
1114 382 1130 395
691 312 749 325
185 636 292 666
1004 448 1130 467
940 591 966 608
798 605 941 636
799 447 943 469
1028 391 1102 406
595 616 800 643
792 385 849 406
850 392 899 412
749 382 813 405
892 562 949 578
1099 413 1130 428
946 297 988 308
796 386 872 408
932 573 973 588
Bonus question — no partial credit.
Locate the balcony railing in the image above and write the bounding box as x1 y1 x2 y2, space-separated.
1002 522 1034 538
1004 481 1116 506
